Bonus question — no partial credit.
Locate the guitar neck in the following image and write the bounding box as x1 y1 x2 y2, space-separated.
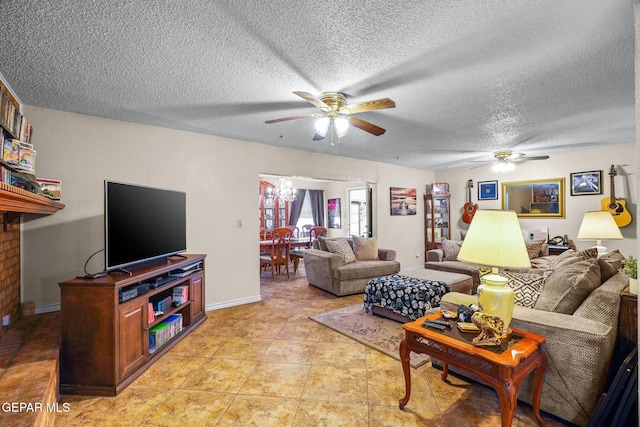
610 174 617 203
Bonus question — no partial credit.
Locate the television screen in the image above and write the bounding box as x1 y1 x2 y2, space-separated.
105 181 186 272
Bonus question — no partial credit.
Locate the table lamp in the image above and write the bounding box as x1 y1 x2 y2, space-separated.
457 210 531 332
576 210 623 255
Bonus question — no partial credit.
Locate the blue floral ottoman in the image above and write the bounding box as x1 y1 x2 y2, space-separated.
363 274 450 322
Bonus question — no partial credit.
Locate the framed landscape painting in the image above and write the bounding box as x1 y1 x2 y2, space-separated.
570 170 603 196
390 187 417 215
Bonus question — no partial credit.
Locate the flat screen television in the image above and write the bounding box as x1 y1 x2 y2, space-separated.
105 180 187 272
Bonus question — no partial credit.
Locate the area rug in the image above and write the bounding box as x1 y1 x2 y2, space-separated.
310 304 430 368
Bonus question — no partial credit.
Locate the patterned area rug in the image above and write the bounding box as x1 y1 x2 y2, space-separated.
310 304 430 368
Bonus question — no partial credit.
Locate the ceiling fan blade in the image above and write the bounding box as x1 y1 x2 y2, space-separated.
312 132 326 141
293 91 330 111
512 155 550 162
341 98 396 114
265 113 321 124
350 116 386 136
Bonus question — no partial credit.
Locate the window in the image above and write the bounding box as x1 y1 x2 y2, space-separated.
295 192 314 228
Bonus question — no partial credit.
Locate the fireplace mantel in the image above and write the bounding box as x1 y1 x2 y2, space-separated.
0 181 65 221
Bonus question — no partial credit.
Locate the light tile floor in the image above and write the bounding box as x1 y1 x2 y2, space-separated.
54 264 570 426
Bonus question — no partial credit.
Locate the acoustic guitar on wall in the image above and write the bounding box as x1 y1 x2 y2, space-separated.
462 179 478 224
601 165 632 227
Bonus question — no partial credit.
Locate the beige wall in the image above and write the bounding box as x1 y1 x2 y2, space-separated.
434 144 637 257
20 106 434 312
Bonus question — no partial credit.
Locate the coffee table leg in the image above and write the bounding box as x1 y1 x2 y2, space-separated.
399 338 411 409
496 377 517 427
531 352 548 426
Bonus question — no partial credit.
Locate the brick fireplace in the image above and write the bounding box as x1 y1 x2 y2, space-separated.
0 221 20 339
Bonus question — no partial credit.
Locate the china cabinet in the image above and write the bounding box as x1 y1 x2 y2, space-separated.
424 193 450 252
259 180 289 236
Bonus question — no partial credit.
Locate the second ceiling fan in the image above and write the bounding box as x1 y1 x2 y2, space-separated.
474 150 550 171
265 91 396 142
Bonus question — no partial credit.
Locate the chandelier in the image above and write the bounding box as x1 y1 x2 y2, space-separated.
273 178 297 203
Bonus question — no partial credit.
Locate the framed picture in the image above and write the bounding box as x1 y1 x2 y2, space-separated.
570 170 603 196
478 180 498 200
390 187 417 215
328 198 341 228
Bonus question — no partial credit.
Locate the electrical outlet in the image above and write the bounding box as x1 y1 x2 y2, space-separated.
236 219 243 228
2 315 9 326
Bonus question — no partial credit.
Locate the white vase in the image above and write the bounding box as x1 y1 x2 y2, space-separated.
629 277 638 295
477 272 514 332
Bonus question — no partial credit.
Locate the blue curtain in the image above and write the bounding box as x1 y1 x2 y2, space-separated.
309 190 325 226
288 189 306 226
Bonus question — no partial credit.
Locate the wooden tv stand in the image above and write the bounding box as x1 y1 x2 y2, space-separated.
58 254 206 396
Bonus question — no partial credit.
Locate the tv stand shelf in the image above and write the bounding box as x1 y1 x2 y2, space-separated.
58 254 206 396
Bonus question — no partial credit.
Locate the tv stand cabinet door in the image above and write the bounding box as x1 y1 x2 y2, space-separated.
117 299 148 381
190 272 204 323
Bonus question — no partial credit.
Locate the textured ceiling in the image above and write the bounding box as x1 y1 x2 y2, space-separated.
0 1 634 170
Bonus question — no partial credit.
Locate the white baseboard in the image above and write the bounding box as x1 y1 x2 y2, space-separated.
205 294 261 312
35 303 61 314
401 265 425 272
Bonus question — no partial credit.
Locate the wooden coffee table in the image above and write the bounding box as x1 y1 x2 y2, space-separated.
399 312 548 427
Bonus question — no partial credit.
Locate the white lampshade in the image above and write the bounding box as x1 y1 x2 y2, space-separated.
457 210 531 269
577 210 623 253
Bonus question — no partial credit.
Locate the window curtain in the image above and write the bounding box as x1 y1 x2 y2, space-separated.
309 190 325 226
288 189 307 226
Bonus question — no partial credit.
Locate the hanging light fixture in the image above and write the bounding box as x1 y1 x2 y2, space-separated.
273 178 297 203
314 116 350 143
492 161 515 173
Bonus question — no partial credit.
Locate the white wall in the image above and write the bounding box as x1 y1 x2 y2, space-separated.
20 106 434 311
434 144 637 257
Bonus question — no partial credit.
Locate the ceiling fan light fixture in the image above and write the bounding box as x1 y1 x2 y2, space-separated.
492 162 515 173
334 116 349 137
314 117 330 137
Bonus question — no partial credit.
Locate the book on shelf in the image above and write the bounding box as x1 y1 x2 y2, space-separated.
149 313 183 353
172 285 189 305
2 138 19 166
147 302 155 324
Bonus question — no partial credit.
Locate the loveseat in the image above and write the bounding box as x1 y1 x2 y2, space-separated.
425 239 556 293
303 236 400 296
434 249 628 426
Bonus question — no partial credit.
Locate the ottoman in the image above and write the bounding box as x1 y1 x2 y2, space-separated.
365 269 473 323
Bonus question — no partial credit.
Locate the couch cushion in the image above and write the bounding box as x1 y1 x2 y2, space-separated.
442 239 463 261
352 236 379 261
597 250 625 283
502 271 545 308
324 239 356 264
534 258 601 314
332 260 400 281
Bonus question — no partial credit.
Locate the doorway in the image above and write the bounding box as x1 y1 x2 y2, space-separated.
349 188 368 237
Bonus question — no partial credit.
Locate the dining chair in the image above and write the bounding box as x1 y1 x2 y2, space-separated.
301 224 314 238
260 227 293 279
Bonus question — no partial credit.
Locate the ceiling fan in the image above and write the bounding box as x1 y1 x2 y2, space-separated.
473 150 550 171
265 91 396 142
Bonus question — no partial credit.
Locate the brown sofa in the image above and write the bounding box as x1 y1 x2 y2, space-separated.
425 241 555 293
303 237 400 296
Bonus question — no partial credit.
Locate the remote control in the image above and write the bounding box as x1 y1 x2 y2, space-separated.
422 321 445 330
429 319 452 327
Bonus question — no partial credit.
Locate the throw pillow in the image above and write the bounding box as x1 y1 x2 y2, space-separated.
352 236 379 261
502 271 546 308
317 236 329 251
325 239 357 264
549 248 598 269
442 239 463 261
597 250 625 283
525 241 543 260
534 258 601 314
